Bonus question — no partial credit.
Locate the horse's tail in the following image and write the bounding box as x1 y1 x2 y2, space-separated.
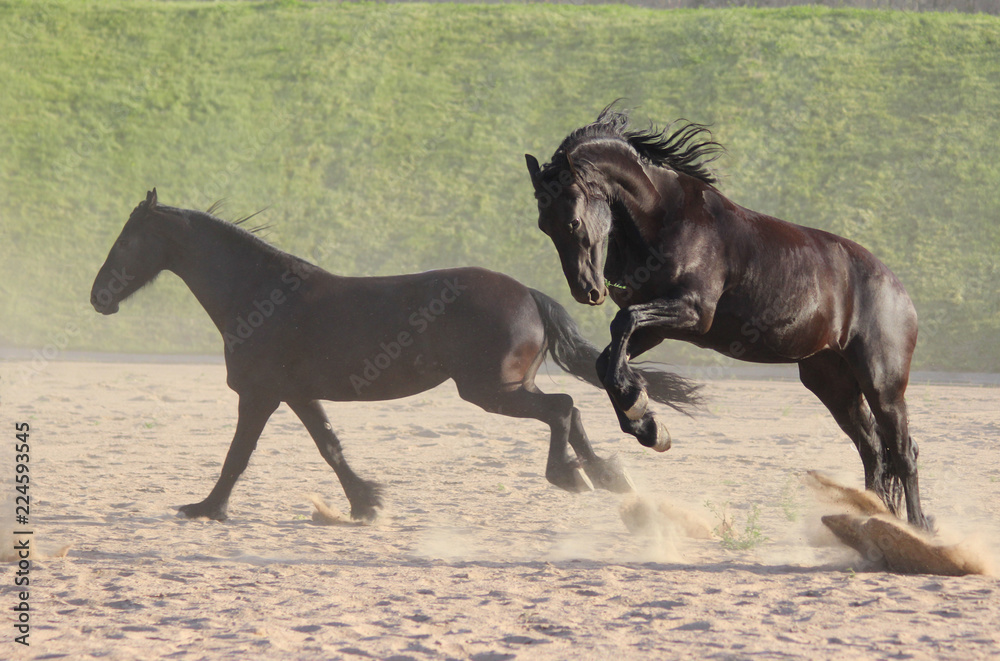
528 289 701 412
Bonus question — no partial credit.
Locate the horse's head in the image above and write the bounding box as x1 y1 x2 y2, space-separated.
528 107 723 308
91 189 184 314
525 152 611 306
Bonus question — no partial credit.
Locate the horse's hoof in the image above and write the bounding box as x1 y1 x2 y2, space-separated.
547 465 595 493
911 513 937 534
652 422 671 452
177 502 228 521
350 505 381 524
586 454 636 494
624 390 649 421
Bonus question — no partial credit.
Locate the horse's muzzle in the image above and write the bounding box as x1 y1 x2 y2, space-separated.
91 294 119 315
573 285 606 306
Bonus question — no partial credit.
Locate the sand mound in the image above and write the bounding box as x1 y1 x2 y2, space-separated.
822 513 990 576
1 497 72 561
805 472 991 576
0 543 71 562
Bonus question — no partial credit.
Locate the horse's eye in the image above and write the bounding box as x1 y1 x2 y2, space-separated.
568 218 582 232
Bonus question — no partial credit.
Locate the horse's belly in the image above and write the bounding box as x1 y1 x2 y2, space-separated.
226 344 449 403
297 355 449 402
665 315 829 364
669 330 799 364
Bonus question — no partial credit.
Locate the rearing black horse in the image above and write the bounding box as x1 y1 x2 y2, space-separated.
526 107 930 530
90 190 699 522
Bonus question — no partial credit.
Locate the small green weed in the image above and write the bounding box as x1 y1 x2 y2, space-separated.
705 500 769 551
779 478 799 522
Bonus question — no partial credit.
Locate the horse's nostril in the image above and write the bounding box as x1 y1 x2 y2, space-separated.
588 289 602 304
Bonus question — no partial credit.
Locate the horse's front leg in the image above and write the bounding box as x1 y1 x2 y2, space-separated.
602 297 708 451
178 394 279 521
596 345 664 451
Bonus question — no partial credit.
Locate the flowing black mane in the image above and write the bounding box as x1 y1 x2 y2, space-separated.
543 106 723 186
187 207 278 251
131 194 278 254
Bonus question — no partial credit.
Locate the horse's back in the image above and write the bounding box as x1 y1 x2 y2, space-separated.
345 266 540 332
394 267 546 376
228 265 546 401
705 206 916 362
345 266 548 395
790 224 917 350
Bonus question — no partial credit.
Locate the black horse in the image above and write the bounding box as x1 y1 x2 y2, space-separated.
526 107 930 530
90 190 698 522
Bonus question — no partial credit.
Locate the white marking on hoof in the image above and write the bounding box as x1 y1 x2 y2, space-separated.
653 423 671 452
624 390 649 421
619 465 637 492
575 468 595 493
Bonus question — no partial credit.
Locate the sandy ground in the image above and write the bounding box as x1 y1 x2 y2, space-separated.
1 360 998 660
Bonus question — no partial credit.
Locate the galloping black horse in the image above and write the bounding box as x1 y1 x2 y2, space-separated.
90 190 698 521
525 107 930 529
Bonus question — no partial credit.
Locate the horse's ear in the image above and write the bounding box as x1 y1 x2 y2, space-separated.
146 188 157 209
524 154 541 185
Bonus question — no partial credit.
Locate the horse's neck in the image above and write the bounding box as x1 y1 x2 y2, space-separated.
606 174 663 247
614 162 701 238
167 219 287 334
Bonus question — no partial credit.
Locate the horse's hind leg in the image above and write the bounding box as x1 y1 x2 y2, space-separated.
178 394 279 521
798 353 885 499
846 332 929 530
565 406 635 493
854 367 928 530
287 399 382 522
456 384 598 493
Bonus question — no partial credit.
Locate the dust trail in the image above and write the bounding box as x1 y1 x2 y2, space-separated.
619 494 714 562
306 494 356 526
804 470 888 516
